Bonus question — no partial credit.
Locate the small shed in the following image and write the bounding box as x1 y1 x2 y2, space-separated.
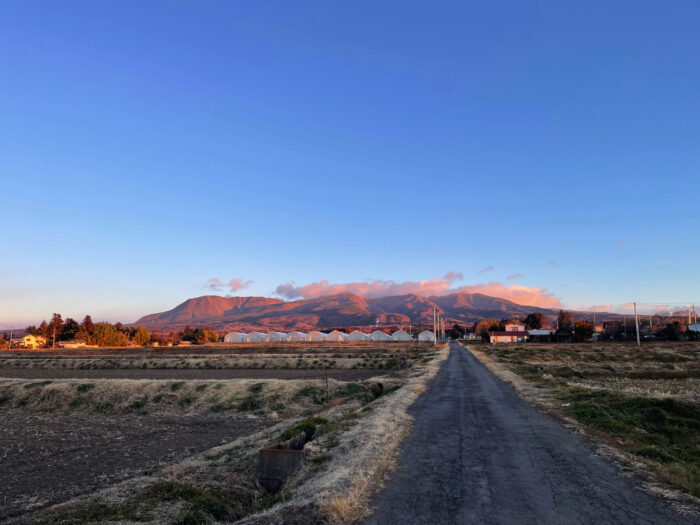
307 331 326 342
247 332 267 343
369 330 392 342
266 332 287 342
326 330 346 342
418 330 435 343
224 332 248 343
286 331 307 342
392 330 412 342
347 330 370 341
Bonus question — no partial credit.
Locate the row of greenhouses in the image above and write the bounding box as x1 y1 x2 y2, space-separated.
223 329 436 343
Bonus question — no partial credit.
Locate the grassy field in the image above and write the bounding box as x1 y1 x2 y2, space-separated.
0 343 443 523
473 342 700 498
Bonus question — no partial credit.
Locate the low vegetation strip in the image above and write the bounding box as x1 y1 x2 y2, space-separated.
0 377 397 418
466 342 700 502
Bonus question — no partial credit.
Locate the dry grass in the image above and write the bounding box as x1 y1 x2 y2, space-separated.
0 377 388 419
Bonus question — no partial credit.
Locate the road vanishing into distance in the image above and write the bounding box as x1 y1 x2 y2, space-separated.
366 341 694 525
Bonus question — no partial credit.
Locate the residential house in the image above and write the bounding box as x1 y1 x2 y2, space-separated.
16 334 47 349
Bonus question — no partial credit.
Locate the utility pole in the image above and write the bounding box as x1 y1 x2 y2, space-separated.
8 327 13 350
52 327 56 349
649 314 653 336
433 307 437 347
634 302 641 347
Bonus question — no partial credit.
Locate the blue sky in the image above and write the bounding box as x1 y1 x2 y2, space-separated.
2 1 699 326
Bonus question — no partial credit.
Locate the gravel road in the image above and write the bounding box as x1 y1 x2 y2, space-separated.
366 341 695 525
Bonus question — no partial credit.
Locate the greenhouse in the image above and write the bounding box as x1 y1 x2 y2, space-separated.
286 331 307 342
326 330 346 342
306 331 326 342
369 330 392 342
392 330 412 342
223 332 247 343
266 331 287 342
247 332 267 343
418 330 436 342
347 330 370 341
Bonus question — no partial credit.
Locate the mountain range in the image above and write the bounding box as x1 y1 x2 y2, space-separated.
135 292 566 332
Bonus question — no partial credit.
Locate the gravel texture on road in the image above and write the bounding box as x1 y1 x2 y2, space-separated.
366 341 695 525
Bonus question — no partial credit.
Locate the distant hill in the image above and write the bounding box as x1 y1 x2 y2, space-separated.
134 292 565 332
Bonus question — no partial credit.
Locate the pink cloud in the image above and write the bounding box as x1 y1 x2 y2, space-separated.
506 273 522 281
452 281 562 308
587 304 612 312
203 278 253 293
477 265 495 274
275 274 562 308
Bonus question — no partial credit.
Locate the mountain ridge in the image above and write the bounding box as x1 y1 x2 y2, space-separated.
134 292 564 332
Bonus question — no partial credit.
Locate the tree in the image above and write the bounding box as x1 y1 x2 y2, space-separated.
91 322 128 347
473 319 502 341
38 320 49 338
25 325 38 336
132 326 151 346
524 313 545 329
82 315 94 335
60 318 80 341
47 313 64 346
573 321 594 342
557 310 573 328
450 323 465 340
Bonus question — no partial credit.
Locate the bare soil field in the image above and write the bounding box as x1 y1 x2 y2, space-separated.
0 344 444 523
0 411 271 521
468 341 700 501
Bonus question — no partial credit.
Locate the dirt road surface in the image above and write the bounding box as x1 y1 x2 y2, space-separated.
366 341 695 525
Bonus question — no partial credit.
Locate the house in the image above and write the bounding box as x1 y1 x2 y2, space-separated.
464 333 481 341
504 321 526 332
488 330 528 344
15 334 47 349
689 323 700 333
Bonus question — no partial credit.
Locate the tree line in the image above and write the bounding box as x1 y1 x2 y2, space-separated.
18 314 222 348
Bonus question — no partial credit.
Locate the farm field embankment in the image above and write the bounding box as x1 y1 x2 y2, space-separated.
466 341 700 505
0 342 442 524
